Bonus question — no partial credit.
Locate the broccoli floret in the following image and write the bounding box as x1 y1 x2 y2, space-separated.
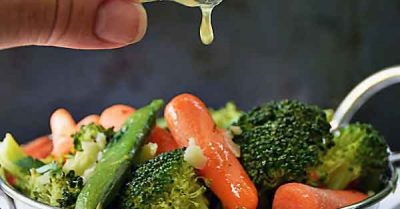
310 123 389 192
210 102 243 128
234 100 333 190
72 123 114 152
27 166 83 208
63 123 114 177
119 149 208 209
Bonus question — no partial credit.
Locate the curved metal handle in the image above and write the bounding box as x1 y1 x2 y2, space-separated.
331 65 400 130
330 65 400 164
390 152 400 163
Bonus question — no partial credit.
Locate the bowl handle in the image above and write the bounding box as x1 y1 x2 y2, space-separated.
390 152 400 163
331 65 400 130
330 65 400 164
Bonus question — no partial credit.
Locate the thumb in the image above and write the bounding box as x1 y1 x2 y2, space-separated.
0 0 147 50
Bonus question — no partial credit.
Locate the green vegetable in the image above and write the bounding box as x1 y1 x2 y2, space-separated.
0 134 83 208
133 143 158 164
27 167 83 208
75 99 164 209
63 141 100 178
118 149 208 209
0 134 28 180
310 123 389 192
210 102 242 128
64 123 114 177
234 100 333 190
73 123 114 152
16 157 45 173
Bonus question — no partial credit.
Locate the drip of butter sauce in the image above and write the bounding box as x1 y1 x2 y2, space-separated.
200 6 214 45
142 0 221 45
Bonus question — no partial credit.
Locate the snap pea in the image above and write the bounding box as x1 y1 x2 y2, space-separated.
75 100 164 209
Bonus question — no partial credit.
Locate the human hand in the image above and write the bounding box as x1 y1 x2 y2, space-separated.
0 0 147 50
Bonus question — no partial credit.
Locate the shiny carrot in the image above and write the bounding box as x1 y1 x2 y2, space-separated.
50 108 76 158
165 93 258 209
148 127 180 154
22 135 53 159
273 183 368 209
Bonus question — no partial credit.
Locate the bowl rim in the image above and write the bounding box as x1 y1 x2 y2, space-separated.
342 162 398 209
0 177 56 209
0 162 398 209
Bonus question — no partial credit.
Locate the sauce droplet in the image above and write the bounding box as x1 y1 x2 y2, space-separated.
200 6 214 45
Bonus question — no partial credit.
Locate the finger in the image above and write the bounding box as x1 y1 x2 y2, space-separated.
0 0 147 50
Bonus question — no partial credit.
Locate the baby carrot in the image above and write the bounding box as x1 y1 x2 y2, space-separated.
165 93 258 209
22 135 53 159
100 104 135 131
148 127 180 154
273 183 368 209
50 108 76 158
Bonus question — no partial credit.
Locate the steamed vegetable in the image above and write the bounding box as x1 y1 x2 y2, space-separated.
63 123 114 177
22 136 53 159
148 127 180 154
209 102 242 128
0 134 30 180
165 94 258 209
72 123 114 152
119 149 208 209
133 142 159 164
0 95 389 209
234 100 333 190
0 134 83 208
99 104 136 131
75 100 163 209
273 183 367 209
50 109 77 158
310 123 389 192
27 167 83 208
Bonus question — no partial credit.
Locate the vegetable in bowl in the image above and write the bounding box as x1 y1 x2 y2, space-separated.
0 94 392 209
0 134 83 208
233 100 333 190
310 123 390 192
118 149 209 209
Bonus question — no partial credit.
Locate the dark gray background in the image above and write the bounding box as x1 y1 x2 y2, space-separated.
0 0 400 150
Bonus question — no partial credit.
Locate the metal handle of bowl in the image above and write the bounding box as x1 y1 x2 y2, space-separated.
390 152 400 163
330 65 400 163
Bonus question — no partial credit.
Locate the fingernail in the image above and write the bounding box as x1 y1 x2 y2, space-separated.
95 0 147 44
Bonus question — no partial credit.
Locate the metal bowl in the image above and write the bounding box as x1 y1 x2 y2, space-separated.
2 66 400 209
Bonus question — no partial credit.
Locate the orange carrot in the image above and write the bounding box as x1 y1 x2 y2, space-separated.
273 183 368 209
100 104 135 131
165 94 258 209
77 114 101 128
22 136 53 159
50 109 76 158
148 127 180 154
